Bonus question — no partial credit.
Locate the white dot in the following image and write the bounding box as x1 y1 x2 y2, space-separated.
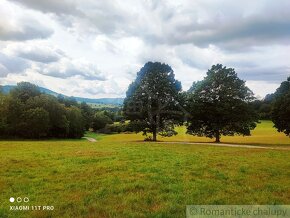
9 197 15 203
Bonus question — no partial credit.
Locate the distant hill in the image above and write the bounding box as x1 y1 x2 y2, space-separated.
1 85 124 106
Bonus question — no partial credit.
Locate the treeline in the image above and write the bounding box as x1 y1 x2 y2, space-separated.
124 62 290 141
251 94 276 120
253 77 290 136
251 81 290 125
1 63 288 141
0 82 124 139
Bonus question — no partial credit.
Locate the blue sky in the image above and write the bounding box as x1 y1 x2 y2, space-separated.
0 0 289 98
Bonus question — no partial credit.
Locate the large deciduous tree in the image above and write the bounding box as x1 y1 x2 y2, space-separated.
272 77 290 136
186 64 258 142
123 62 183 141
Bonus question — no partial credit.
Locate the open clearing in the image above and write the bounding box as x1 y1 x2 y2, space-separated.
106 120 290 147
0 121 289 217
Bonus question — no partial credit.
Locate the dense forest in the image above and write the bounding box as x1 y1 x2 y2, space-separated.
0 82 124 139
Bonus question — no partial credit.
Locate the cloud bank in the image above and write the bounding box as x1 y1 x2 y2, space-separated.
0 0 289 98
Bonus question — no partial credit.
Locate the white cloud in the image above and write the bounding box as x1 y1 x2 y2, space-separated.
3 42 64 63
0 0 290 98
0 63 9 77
35 58 106 81
0 52 30 76
0 1 53 41
10 0 80 15
246 80 281 99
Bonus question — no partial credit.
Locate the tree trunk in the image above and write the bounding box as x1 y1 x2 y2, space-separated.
152 127 157 141
215 130 220 143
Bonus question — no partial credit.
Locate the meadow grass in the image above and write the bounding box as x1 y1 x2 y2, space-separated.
0 121 289 217
105 120 290 146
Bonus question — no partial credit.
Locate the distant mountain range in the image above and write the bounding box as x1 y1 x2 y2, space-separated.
1 85 124 106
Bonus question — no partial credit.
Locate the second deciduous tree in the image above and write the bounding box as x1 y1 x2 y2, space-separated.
186 64 258 142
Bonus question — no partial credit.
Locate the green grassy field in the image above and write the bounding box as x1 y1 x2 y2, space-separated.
107 120 290 146
0 121 289 217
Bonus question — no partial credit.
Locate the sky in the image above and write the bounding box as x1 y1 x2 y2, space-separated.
0 0 289 98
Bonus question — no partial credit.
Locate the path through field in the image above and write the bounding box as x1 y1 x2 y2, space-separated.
155 141 290 150
83 135 289 150
82 137 97 142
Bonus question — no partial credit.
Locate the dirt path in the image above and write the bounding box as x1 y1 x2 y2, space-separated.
83 137 97 142
82 136 289 150
156 141 290 150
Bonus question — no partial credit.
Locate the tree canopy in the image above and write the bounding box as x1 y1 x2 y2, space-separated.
10 82 41 102
123 61 183 141
186 64 258 142
272 77 290 136
0 82 85 139
92 111 113 131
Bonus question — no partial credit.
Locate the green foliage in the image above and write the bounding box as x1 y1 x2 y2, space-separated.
274 77 290 97
0 93 8 135
158 120 177 137
187 81 203 93
10 82 41 102
123 62 183 141
22 107 50 138
0 81 126 138
5 97 25 136
66 106 85 138
26 94 69 138
186 64 258 142
57 95 78 107
103 110 115 121
0 82 87 139
251 99 273 120
99 122 133 134
251 93 279 120
92 111 113 131
272 77 290 136
80 102 94 130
